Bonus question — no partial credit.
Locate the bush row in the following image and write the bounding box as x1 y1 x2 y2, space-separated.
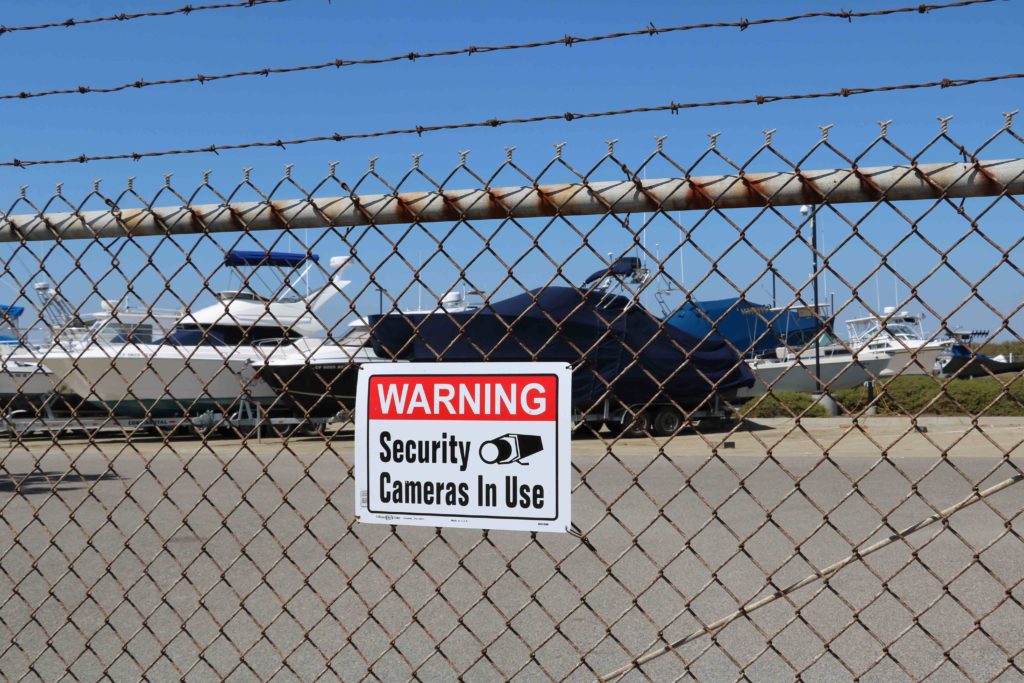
742 374 1024 418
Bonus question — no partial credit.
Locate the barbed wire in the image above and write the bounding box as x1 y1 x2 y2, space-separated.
0 0 295 37
3 70 1021 169
0 0 1000 104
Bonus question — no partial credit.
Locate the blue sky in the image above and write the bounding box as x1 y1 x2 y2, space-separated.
0 0 1021 341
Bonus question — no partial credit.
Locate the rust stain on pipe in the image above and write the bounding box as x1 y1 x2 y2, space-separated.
2 158 1022 242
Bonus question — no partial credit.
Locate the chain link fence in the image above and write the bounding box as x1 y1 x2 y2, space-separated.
1 120 1022 681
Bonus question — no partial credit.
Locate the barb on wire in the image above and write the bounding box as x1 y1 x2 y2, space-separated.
0 0 1000 103
3 70 1022 169
0 0 294 37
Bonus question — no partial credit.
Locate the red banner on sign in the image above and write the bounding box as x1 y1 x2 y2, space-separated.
368 374 558 421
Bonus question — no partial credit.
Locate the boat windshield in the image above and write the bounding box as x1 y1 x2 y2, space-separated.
339 326 371 348
161 324 298 347
0 320 18 344
885 323 920 339
818 331 838 346
93 321 158 344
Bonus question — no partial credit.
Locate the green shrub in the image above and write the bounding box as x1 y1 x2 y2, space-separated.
742 392 827 418
979 340 1024 358
834 385 869 415
832 374 1024 417
876 375 951 414
741 375 1024 419
945 376 1024 415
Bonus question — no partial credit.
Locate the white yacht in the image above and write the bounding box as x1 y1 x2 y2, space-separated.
254 290 477 417
3 296 180 414
845 307 952 376
39 251 349 418
739 331 893 398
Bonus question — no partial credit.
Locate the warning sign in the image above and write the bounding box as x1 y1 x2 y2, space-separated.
355 362 572 532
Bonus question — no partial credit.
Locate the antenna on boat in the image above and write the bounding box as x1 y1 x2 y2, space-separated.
640 166 648 267
875 272 881 314
33 281 84 333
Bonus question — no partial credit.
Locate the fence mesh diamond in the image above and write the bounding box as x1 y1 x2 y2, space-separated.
0 120 1022 681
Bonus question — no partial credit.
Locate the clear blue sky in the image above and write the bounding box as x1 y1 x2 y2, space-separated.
0 0 1021 341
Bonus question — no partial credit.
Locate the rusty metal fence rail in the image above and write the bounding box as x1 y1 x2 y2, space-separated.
0 119 1022 681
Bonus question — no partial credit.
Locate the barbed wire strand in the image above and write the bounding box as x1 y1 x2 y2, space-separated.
0 0 1001 104
4 70 1022 169
0 0 295 37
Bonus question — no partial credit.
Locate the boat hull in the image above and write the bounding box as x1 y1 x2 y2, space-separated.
878 346 946 376
937 354 1024 379
258 361 359 417
0 358 80 414
740 353 892 398
41 347 277 417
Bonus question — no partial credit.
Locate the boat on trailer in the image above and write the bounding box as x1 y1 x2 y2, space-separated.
845 307 952 376
666 297 892 398
366 258 754 436
0 304 54 413
38 250 348 418
3 296 182 416
739 335 892 398
254 290 476 418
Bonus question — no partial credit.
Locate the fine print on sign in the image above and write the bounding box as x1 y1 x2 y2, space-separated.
355 362 572 533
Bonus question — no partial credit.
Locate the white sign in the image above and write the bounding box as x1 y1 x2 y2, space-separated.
355 362 572 532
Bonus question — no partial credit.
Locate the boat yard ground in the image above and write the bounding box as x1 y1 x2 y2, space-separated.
2 417 1022 680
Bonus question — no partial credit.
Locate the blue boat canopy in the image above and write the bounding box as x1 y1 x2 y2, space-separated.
0 304 24 318
225 250 319 267
667 297 822 357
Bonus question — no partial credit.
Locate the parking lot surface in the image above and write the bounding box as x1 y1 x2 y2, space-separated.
2 417 1021 680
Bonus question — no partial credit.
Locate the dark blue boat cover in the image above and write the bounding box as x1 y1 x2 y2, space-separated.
666 297 821 357
368 287 753 412
0 305 24 318
225 250 319 267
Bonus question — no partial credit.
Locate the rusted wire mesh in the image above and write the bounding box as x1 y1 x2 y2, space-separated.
0 119 1022 681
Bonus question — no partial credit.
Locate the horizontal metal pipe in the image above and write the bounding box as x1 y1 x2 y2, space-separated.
2 158 1022 242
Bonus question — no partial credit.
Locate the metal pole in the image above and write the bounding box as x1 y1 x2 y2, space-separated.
2 159 1023 242
812 208 821 393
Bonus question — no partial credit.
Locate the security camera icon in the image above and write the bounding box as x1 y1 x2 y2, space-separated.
479 434 544 465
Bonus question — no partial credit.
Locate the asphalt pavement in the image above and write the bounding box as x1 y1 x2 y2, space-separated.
1 416 1021 681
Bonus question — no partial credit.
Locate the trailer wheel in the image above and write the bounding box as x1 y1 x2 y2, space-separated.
652 408 682 437
610 411 649 438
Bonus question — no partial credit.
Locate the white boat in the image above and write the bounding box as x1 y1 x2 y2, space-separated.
0 304 54 412
253 318 381 417
738 332 893 398
3 296 181 414
254 290 477 417
845 307 952 376
39 251 349 418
